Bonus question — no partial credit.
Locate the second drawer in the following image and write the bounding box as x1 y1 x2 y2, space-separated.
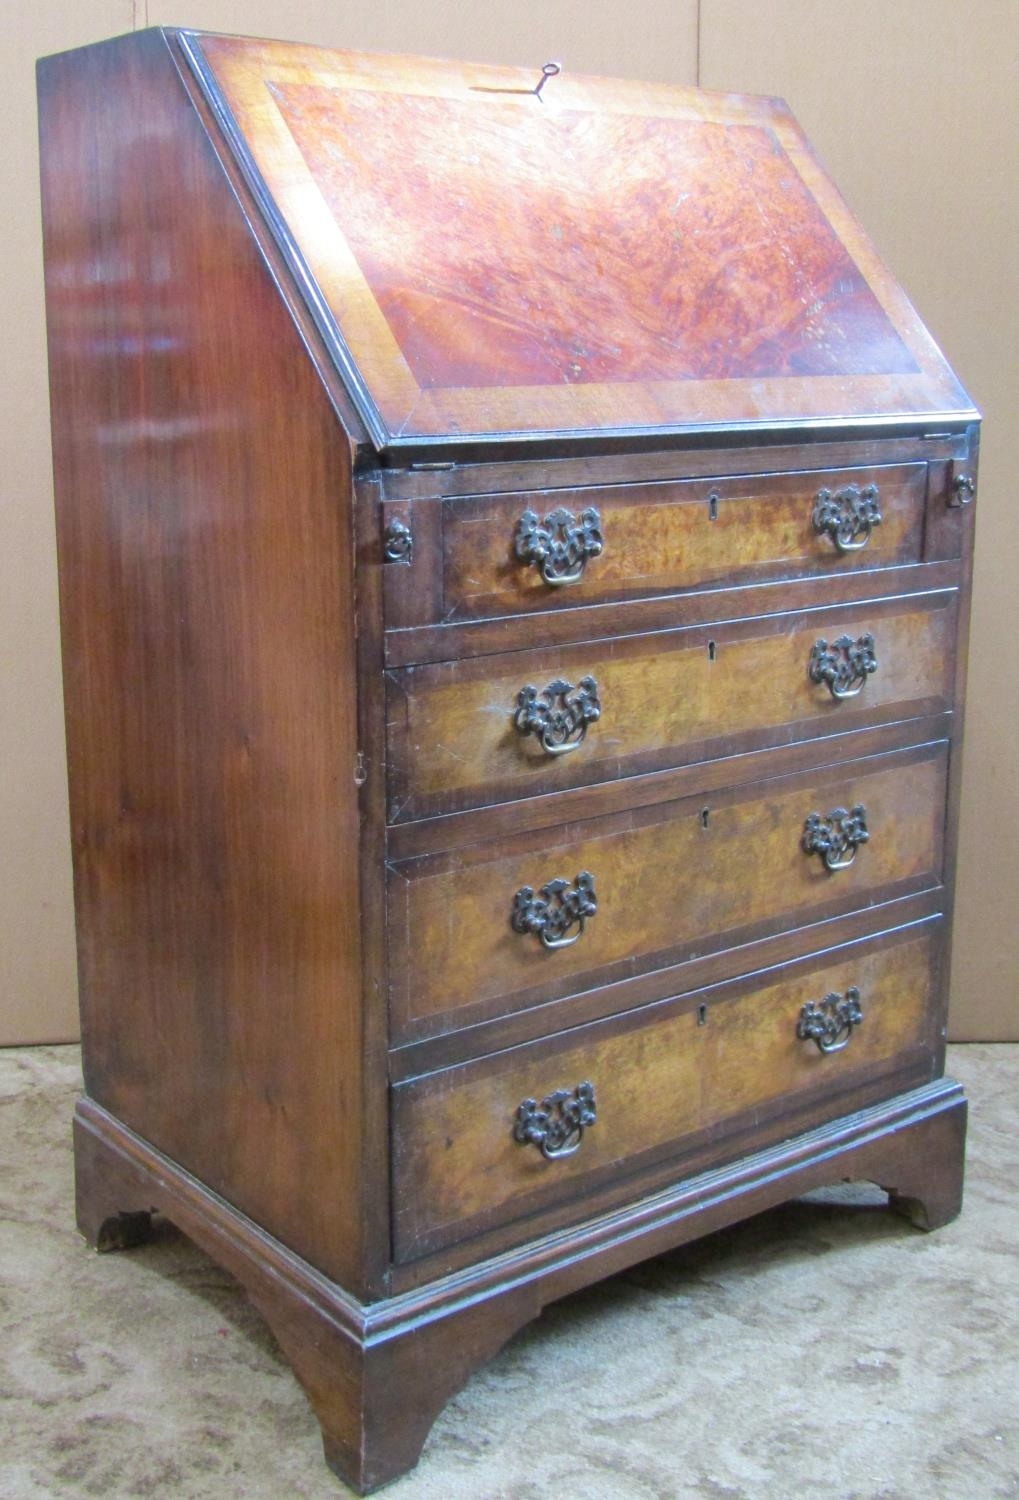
386 590 956 821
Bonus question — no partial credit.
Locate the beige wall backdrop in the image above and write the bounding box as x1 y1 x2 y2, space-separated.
2 1 1015 1043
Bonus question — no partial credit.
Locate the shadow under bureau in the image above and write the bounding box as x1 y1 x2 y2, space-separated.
39 27 979 1493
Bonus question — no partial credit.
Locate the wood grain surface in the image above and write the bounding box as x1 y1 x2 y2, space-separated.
392 925 938 1259
189 32 975 447
39 31 372 1290
388 742 948 1039
39 25 978 1496
439 463 927 621
386 589 956 820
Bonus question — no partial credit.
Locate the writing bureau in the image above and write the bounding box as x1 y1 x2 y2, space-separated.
38 27 978 1493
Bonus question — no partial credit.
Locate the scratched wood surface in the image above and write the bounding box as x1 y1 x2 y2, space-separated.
392 925 938 1259
386 590 957 821
388 743 947 1039
189 33 974 447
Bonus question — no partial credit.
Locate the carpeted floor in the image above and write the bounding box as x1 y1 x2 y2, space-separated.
1 1044 1016 1500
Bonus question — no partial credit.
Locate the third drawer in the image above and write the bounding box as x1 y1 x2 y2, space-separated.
387 739 948 1042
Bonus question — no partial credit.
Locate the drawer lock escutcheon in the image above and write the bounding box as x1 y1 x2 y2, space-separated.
514 676 601 756
812 483 882 553
808 633 878 700
797 987 864 1053
514 505 603 586
513 1081 596 1160
511 871 597 949
802 804 869 871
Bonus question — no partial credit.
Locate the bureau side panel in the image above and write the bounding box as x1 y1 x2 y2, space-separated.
38 30 368 1289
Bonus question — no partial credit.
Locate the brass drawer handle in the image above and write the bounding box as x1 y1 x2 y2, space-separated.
808 633 878 700
511 871 597 949
802 804 869 870
514 505 603 586
812 483 882 553
514 676 601 756
513 1081 596 1159
797 987 863 1053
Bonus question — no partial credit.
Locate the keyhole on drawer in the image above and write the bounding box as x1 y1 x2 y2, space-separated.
708 491 719 521
707 639 716 663
700 806 710 830
697 1004 708 1026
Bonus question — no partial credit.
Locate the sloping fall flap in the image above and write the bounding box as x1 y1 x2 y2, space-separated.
183 32 976 454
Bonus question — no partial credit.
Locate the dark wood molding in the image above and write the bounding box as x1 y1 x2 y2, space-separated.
74 1081 966 1492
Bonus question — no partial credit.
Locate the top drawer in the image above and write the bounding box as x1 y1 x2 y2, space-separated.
430 463 928 623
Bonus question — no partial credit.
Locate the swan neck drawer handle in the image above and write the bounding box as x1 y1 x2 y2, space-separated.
514 676 601 756
812 483 882 553
802 804 869 871
808 633 878 700
797 987 864 1053
514 505 603 586
513 1082 597 1159
511 872 597 949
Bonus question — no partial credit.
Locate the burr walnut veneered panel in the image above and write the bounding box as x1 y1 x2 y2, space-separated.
392 923 941 1260
385 590 957 822
439 463 929 622
187 33 975 447
387 742 948 1042
271 91 913 389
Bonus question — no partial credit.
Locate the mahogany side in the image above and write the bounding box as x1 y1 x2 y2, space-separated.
38 29 377 1292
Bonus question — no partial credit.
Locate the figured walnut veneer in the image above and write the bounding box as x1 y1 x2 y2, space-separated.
192 32 974 447
268 85 916 390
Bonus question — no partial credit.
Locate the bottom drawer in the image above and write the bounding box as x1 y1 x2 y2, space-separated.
391 921 941 1262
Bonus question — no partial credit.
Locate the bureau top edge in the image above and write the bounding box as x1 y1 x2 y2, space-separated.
367 426 979 500
364 415 980 476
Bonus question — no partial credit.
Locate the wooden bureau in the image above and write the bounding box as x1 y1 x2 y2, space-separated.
39 28 979 1493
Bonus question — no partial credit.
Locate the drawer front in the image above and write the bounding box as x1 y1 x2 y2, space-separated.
388 742 947 1041
386 591 956 821
391 924 941 1261
441 463 928 622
